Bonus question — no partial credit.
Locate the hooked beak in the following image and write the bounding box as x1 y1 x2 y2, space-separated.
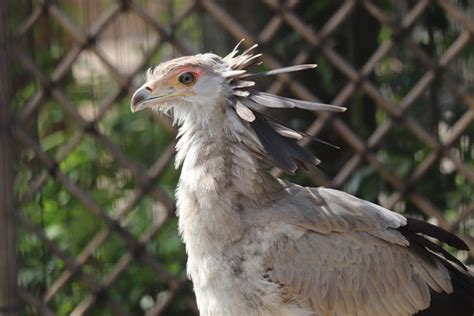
130 86 174 113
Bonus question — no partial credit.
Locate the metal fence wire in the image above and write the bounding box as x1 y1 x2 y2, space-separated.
2 0 473 315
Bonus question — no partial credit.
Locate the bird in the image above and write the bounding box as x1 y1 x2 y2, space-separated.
130 41 474 316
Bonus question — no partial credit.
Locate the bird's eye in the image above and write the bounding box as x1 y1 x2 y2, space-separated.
178 72 195 85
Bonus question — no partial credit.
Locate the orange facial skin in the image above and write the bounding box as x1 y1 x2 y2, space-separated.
153 66 203 90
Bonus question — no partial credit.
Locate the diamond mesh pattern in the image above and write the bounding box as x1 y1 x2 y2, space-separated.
7 0 474 314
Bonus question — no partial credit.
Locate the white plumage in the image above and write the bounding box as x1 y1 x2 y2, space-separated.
131 42 473 316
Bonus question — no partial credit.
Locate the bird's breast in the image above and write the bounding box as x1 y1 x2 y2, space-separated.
176 165 244 251
185 233 291 316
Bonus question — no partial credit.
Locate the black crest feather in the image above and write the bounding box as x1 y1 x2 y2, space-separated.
223 40 345 173
250 113 320 174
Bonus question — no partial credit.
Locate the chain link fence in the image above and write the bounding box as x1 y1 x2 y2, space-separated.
2 0 473 315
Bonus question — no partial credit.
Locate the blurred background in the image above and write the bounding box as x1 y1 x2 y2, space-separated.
1 0 473 315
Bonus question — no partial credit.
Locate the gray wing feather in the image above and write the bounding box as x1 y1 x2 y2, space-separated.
260 185 454 316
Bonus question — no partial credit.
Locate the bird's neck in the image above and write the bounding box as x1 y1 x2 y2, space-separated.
175 105 283 251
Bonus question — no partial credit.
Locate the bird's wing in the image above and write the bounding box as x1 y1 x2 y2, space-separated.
260 184 473 316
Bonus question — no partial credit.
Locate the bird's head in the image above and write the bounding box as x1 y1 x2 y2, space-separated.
131 53 232 122
131 41 347 173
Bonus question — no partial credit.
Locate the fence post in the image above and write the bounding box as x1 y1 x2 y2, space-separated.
0 1 19 315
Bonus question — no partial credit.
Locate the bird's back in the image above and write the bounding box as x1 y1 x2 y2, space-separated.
242 184 474 316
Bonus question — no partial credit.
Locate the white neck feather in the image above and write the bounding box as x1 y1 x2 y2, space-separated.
174 97 281 254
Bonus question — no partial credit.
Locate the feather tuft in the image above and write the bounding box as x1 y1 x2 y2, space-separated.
224 38 245 61
242 64 317 78
249 113 321 173
235 102 256 122
223 41 343 173
241 43 259 56
249 91 346 112
233 90 250 97
233 80 256 89
222 69 247 79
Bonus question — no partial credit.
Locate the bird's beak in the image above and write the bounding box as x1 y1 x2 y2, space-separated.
130 86 174 113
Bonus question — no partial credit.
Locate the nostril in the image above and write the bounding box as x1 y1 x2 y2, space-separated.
145 86 152 92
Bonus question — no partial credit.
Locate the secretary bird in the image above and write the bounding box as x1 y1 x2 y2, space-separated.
131 42 473 316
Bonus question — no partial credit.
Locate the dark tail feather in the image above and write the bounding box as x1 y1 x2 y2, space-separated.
415 264 474 316
405 217 469 250
398 217 473 316
411 232 466 269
